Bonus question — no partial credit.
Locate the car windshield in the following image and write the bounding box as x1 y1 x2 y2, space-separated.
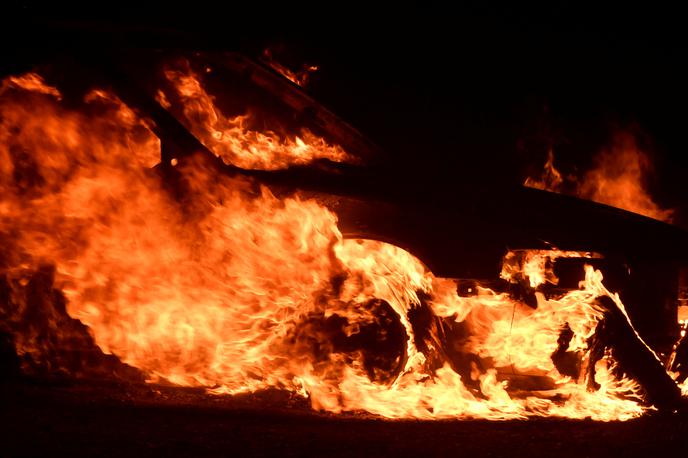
114 50 375 171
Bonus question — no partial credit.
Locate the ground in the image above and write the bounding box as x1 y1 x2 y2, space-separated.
2 379 688 457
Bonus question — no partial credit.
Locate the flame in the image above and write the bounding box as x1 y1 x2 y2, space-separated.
524 149 563 192
578 133 674 222
680 379 688 397
500 249 601 288
262 48 319 87
156 62 351 170
0 72 674 421
525 133 674 222
3 73 62 98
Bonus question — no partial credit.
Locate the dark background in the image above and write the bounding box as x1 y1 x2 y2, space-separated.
2 2 687 224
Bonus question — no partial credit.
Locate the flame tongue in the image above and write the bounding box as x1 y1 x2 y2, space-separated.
0 71 663 421
525 134 674 222
156 61 352 170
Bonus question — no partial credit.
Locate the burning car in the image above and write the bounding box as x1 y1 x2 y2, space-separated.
1 47 687 421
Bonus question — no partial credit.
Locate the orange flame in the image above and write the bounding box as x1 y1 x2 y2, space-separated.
524 149 563 192
156 63 351 170
500 249 601 288
262 48 319 87
0 72 669 421
525 134 674 222
578 133 674 222
3 73 62 98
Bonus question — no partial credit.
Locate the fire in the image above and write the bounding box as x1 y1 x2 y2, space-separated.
524 149 563 192
500 249 601 288
0 71 678 421
579 133 674 222
525 133 674 222
262 47 319 87
4 73 62 98
156 61 351 170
